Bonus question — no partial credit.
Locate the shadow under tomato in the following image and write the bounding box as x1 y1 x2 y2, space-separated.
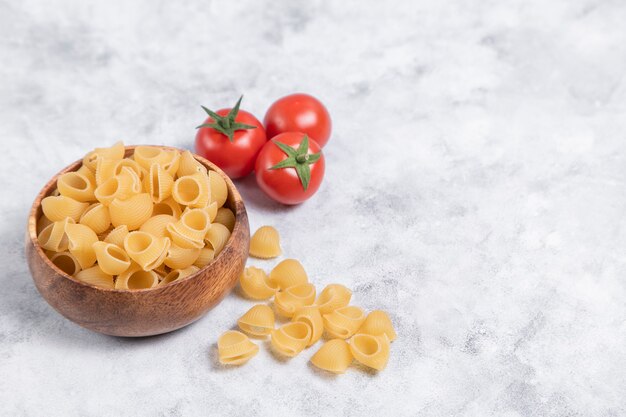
233 175 299 213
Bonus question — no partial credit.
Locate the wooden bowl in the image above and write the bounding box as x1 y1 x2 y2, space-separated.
25 145 249 337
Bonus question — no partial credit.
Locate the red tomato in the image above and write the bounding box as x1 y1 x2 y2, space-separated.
195 96 267 179
255 132 325 205
264 93 332 147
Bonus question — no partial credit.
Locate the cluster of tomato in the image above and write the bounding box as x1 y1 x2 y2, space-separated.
194 94 330 205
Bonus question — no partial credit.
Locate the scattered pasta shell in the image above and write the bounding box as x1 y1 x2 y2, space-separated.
218 330 259 365
75 265 114 289
214 207 235 231
79 203 111 234
133 146 171 171
269 259 308 290
349 333 390 371
292 306 324 346
238 304 275 337
357 310 397 342
57 171 95 202
249 226 281 259
311 339 353 374
103 224 129 248
124 231 170 271
270 322 311 357
38 217 74 252
159 265 199 286
177 150 207 177
205 223 231 256
193 247 215 268
49 251 82 276
274 283 316 318
316 284 352 314
239 267 278 300
172 173 210 208
152 197 182 218
41 195 88 222
147 163 174 203
323 306 366 339
139 214 177 238
164 244 201 269
209 171 228 207
109 193 153 230
116 264 160 290
64 223 99 269
92 241 131 275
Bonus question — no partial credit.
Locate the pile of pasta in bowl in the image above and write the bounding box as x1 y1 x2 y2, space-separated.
36 141 236 290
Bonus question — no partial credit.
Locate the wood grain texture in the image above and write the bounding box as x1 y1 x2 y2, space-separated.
25 146 250 337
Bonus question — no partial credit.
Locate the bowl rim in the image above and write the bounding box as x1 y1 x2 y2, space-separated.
27 144 247 293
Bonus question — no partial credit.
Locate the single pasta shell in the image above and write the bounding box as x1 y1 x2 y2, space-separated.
213 207 235 231
349 333 390 371
270 322 311 357
79 203 111 234
269 258 308 290
249 226 281 259
95 157 118 186
218 330 258 365
118 166 143 194
76 165 96 187
152 197 182 218
203 201 219 223
205 223 231 255
139 214 177 238
41 195 88 222
238 304 275 337
104 224 129 247
172 173 210 208
175 209 211 241
92 241 131 275
124 231 171 271
193 247 215 268
48 251 82 276
116 265 160 290
75 265 114 289
57 171 95 202
38 217 75 252
311 339 354 374
113 158 146 182
109 193 153 230
82 141 125 171
147 163 174 203
162 150 181 177
323 306 366 339
274 283 317 318
164 244 201 270
357 310 397 342
209 171 228 207
177 150 207 177
316 284 352 314
64 223 99 269
239 267 278 300
293 306 324 346
159 265 199 286
133 146 171 171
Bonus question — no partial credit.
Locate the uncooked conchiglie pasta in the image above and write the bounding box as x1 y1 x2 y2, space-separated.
57 171 95 202
293 306 324 346
323 306 366 339
357 310 397 342
152 197 182 218
76 165 96 188
316 284 352 314
218 330 258 365
238 304 275 337
177 150 207 177
239 266 278 300
79 203 111 234
104 224 129 247
65 223 99 269
48 251 82 276
164 244 201 269
209 171 228 207
133 146 171 171
269 259 308 290
162 150 181 177
115 265 159 290
113 158 146 182
349 333 390 371
193 247 215 268
92 241 131 275
37 214 53 235
75 265 115 289
249 226 281 259
274 283 317 318
41 195 88 222
159 265 199 286
202 201 218 223
109 193 153 230
205 223 231 256
94 173 138 205
95 158 118 186
172 172 210 208
123 231 170 271
213 207 235 231
117 166 143 194
139 214 176 238
38 217 74 252
270 322 311 357
146 163 174 203
166 209 210 249
311 339 354 374
82 141 125 171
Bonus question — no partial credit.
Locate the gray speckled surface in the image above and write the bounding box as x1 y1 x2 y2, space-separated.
1 0 626 415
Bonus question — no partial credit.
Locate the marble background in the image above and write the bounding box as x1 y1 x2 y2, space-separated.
1 0 625 415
